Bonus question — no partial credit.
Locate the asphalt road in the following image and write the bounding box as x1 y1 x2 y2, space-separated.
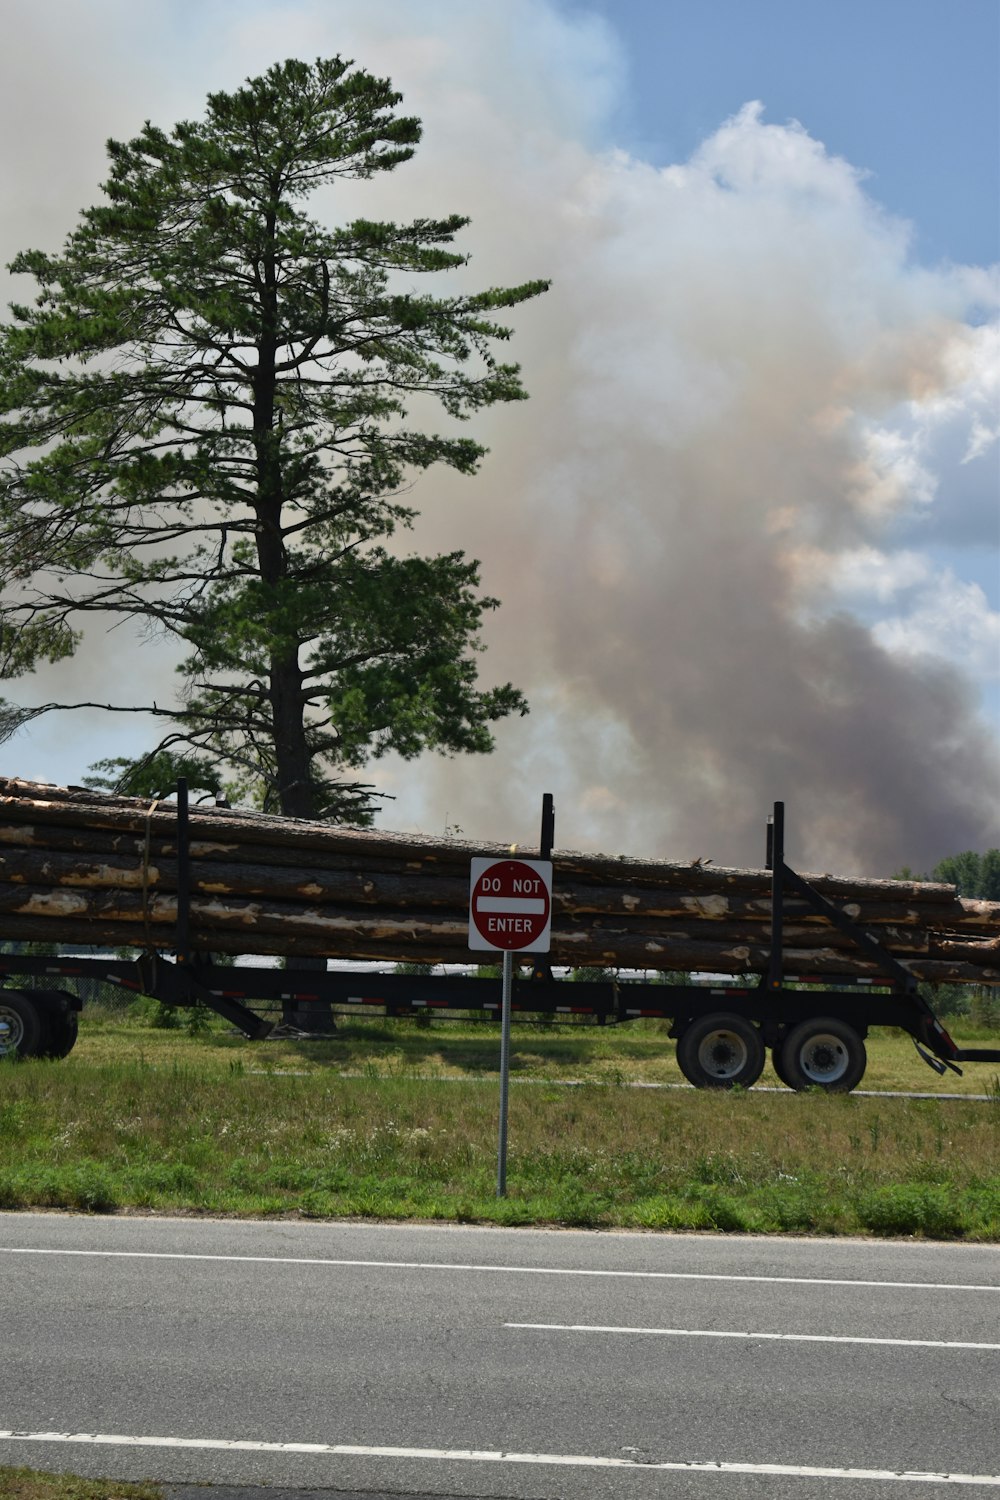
1 1214 999 1499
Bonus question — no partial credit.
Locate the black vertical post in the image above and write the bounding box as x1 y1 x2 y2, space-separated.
539 792 555 860
531 794 555 982
767 801 785 991
175 778 191 965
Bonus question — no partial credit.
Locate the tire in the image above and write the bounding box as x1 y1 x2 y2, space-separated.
676 1012 765 1089
779 1017 867 1093
770 1043 797 1090
0 992 43 1059
35 998 79 1060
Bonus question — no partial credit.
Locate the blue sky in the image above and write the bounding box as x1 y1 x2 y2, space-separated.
561 0 1000 268
0 0 997 869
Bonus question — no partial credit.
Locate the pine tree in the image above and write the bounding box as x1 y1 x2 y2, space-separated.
0 57 547 821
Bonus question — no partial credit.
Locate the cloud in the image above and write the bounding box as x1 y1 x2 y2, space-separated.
1 0 997 876
802 545 933 605
350 39 1000 872
799 545 1000 682
872 574 1000 680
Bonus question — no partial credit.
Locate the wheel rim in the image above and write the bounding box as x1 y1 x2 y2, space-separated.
0 1005 25 1055
696 1029 749 1081
798 1033 850 1085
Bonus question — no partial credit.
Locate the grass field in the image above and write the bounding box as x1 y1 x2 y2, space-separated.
1 1004 997 1239
0 1469 160 1500
73 992 1000 1093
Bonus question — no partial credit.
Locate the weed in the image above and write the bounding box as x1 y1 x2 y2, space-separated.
0 1465 161 1499
0 1010 995 1239
855 1185 966 1239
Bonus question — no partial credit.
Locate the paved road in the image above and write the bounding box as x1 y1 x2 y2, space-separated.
1 1214 999 1498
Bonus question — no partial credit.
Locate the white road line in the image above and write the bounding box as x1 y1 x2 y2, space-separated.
505 1322 1000 1350
1 1246 997 1294
0 1430 997 1486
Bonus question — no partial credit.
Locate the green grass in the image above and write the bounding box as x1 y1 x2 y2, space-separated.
0 1468 160 1499
76 1000 1000 1095
1 1006 997 1239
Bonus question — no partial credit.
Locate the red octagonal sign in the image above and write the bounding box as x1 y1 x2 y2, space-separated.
468 857 552 952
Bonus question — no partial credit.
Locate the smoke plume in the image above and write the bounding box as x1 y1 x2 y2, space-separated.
1 1 997 874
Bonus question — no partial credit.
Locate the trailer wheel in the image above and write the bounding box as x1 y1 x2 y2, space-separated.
47 1009 79 1060
35 999 79 1060
676 1013 765 1089
0 993 43 1059
770 1044 797 1090
779 1018 867 1093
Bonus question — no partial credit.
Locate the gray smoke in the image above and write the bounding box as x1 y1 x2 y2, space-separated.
1 2 997 875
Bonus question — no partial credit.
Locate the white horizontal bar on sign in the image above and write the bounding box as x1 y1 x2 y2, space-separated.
475 897 546 914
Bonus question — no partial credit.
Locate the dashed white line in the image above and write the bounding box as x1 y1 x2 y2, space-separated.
1 1246 997 1294
505 1322 1000 1350
0 1430 997 1486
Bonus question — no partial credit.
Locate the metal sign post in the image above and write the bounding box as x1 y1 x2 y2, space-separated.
468 799 554 1198
496 947 514 1196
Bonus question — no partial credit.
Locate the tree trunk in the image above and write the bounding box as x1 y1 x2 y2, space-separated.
269 652 316 818
252 212 332 1031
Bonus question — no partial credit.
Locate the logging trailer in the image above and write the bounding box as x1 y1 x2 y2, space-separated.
1 789 998 1091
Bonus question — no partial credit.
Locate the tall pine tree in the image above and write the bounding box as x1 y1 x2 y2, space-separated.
0 57 547 820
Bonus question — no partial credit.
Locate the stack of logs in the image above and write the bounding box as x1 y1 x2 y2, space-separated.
0 777 998 985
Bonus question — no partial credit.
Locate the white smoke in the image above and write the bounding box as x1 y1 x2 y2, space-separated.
1 1 997 874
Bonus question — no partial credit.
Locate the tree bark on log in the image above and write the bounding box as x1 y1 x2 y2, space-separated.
0 911 995 984
2 844 996 933
0 778 966 900
1 778 998 986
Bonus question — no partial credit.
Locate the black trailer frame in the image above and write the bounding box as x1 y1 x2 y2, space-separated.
1 791 998 1085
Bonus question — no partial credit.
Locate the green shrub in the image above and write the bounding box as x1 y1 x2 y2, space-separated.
855 1184 965 1238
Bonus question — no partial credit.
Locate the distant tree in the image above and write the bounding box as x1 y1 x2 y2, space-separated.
0 56 547 822
894 850 1000 1033
894 851 1000 900
931 851 1000 901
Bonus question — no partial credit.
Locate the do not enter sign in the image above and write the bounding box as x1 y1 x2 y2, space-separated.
468 857 552 952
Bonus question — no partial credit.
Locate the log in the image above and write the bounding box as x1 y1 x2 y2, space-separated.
0 860 985 958
0 778 969 904
0 846 474 910
0 912 995 985
1 778 998 984
2 845 996 936
1 879 999 985
1 812 996 925
0 879 936 951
